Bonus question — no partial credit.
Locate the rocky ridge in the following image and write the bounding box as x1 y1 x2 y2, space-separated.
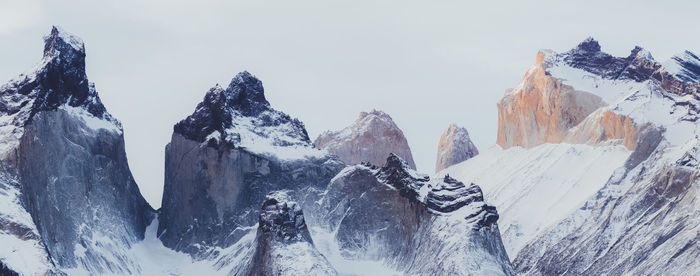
309 154 514 275
497 38 700 150
470 37 700 275
314 109 417 169
157 71 344 258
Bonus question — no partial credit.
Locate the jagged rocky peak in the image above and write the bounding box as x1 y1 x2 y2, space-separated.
572 37 601 53
559 37 658 81
554 37 699 94
664 50 700 83
435 124 479 172
173 71 312 152
0 26 153 274
425 175 494 219
159 71 343 257
496 37 700 150
257 191 312 243
43 25 85 61
0 26 113 134
248 191 337 276
374 153 497 223
314 108 416 169
313 154 514 275
225 71 269 115
376 153 428 199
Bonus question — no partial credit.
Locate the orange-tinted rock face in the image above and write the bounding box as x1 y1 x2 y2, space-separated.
564 109 638 150
497 51 607 149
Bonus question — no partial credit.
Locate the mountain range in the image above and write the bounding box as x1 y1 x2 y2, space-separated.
0 27 698 275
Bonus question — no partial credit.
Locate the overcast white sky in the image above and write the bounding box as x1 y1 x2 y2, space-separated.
1 0 699 208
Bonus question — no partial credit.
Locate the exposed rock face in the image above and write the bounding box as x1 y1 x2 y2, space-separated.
486 38 700 275
497 38 700 151
0 26 154 274
563 108 639 150
158 72 344 257
172 71 311 149
246 191 337 276
311 154 515 275
435 124 479 172
0 261 19 276
314 109 416 169
496 49 607 149
0 162 56 275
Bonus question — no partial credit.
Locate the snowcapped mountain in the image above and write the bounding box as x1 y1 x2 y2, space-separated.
446 37 700 275
157 73 514 275
307 154 515 275
158 71 344 258
314 109 417 170
435 124 478 172
4 26 696 276
0 26 154 274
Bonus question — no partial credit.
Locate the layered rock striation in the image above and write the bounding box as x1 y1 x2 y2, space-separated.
312 154 514 275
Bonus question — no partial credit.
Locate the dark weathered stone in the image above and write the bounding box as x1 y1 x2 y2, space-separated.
0 26 154 274
246 192 336 276
312 155 514 275
560 37 699 96
158 73 344 257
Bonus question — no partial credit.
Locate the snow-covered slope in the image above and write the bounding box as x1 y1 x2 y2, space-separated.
314 109 417 169
306 154 515 275
464 37 700 275
0 165 55 275
440 143 631 257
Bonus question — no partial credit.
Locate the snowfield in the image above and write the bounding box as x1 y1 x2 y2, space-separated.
440 143 631 257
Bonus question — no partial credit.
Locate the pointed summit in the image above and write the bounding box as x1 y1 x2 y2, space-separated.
357 108 388 121
314 109 417 169
0 26 110 131
224 71 269 116
376 153 427 201
43 26 85 58
573 37 601 53
173 71 313 154
435 124 479 172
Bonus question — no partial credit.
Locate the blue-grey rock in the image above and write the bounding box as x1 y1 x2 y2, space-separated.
157 72 344 258
0 26 154 274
